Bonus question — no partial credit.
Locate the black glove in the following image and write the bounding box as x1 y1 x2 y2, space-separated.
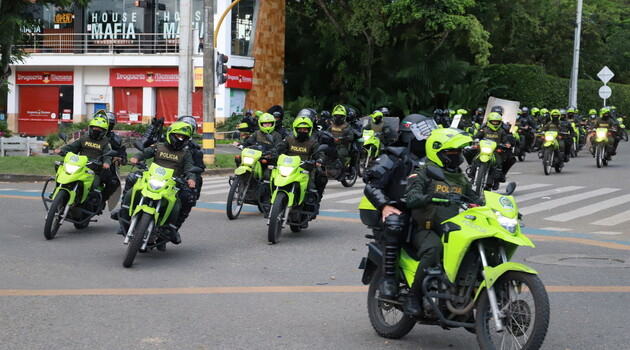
151 117 164 127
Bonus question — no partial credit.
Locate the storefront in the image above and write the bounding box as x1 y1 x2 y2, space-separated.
16 71 74 136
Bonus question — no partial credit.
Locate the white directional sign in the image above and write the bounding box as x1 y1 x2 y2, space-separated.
597 66 615 84
599 85 612 99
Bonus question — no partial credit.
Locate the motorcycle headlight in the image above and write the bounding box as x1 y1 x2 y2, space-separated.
496 212 518 234
242 156 255 165
481 146 493 154
278 165 295 177
149 178 166 191
363 134 371 141
64 163 80 174
545 135 555 142
596 129 607 138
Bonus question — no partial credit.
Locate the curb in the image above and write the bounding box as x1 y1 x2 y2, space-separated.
0 168 236 182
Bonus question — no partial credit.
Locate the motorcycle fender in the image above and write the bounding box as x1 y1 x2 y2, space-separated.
479 154 492 163
132 204 157 217
234 166 251 176
52 186 77 205
361 242 382 285
271 189 296 207
474 262 539 301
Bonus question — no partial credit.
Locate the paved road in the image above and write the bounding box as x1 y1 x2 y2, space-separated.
1 142 629 349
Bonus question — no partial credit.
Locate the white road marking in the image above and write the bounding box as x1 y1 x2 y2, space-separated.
519 188 620 215
514 186 584 203
545 193 630 222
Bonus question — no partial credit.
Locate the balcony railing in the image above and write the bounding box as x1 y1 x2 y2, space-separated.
17 32 192 55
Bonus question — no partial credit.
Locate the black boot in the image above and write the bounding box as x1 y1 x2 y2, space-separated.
404 270 424 317
379 243 400 299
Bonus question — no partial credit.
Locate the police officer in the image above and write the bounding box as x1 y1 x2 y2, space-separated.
277 116 327 198
361 114 437 299
330 105 355 171
543 109 573 163
470 112 515 189
403 128 483 316
363 110 393 146
592 107 621 158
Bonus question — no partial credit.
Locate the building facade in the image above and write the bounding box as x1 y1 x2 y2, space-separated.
5 0 284 136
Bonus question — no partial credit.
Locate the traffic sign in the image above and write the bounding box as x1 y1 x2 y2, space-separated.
599 85 612 99
597 66 614 84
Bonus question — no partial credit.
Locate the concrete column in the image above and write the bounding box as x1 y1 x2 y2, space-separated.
73 66 85 122
142 87 156 123
7 68 18 132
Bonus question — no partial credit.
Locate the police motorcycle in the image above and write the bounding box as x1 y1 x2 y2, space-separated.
466 139 508 194
266 146 328 244
359 166 550 349
511 125 527 162
540 131 564 175
41 134 118 240
320 131 358 188
119 161 203 267
358 129 382 177
591 127 612 168
226 136 275 219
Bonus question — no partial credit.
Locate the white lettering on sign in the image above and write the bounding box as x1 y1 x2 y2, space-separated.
155 73 178 81
116 73 145 81
89 11 138 40
50 74 72 82
160 11 203 39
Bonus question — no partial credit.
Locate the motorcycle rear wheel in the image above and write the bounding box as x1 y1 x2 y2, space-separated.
367 270 415 339
44 190 68 240
123 212 152 268
226 176 246 220
476 271 550 350
268 192 288 244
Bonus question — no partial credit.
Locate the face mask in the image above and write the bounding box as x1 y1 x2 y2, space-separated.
442 150 464 172
296 131 310 142
89 127 104 140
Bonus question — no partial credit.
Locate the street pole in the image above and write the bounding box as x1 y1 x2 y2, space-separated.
568 0 583 109
202 0 215 165
178 0 193 117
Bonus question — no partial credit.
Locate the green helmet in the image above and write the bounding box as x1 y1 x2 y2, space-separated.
456 108 468 115
550 109 561 116
589 109 597 115
166 121 194 150
600 107 611 117
258 113 276 134
254 110 264 119
425 128 473 171
567 108 576 114
88 116 109 140
540 108 549 115
332 105 347 125
371 111 384 123
531 107 540 115
487 112 502 131
292 116 313 138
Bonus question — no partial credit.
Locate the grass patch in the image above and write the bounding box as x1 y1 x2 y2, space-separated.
0 154 234 176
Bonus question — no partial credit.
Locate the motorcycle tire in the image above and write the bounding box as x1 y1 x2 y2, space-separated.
341 164 358 188
367 269 415 339
475 271 550 350
622 129 628 142
473 163 487 195
358 151 369 178
226 175 246 220
257 183 271 214
518 152 526 162
542 149 553 175
73 221 90 230
268 191 288 244
123 212 152 268
44 190 69 240
595 144 603 168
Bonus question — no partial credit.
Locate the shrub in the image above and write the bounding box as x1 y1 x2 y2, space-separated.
0 122 13 138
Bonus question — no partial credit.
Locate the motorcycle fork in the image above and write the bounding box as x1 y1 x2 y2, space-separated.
139 202 158 251
59 183 79 225
124 196 145 244
477 241 506 332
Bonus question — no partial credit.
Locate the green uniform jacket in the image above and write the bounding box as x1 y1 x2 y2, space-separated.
133 142 196 181
405 160 482 231
61 134 112 166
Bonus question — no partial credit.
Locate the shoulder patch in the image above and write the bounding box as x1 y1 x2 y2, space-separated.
408 173 418 179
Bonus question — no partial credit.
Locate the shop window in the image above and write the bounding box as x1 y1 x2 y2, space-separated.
231 0 254 57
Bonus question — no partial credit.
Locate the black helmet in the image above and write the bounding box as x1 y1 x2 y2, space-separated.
178 115 198 134
521 107 529 114
267 105 284 120
346 107 358 121
398 114 438 157
379 107 390 117
244 109 254 117
433 108 443 116
490 105 504 116
475 107 484 114
296 108 317 122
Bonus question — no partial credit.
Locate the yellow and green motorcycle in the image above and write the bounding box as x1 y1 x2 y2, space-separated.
360 167 550 348
120 162 202 267
226 144 273 219
41 150 116 240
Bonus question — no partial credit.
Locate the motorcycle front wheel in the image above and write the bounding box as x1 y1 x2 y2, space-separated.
226 175 247 220
473 163 487 194
475 271 550 350
595 144 603 168
44 190 69 240
542 149 553 175
123 212 152 268
341 162 358 187
367 270 415 339
268 191 288 244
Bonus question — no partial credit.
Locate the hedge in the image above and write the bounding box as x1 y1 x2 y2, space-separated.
483 64 630 113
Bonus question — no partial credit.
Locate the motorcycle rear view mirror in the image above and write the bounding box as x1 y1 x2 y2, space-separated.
134 140 145 151
104 150 119 157
190 166 204 174
505 182 517 195
317 144 330 153
426 166 446 182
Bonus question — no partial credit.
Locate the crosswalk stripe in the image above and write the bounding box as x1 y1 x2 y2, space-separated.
519 188 620 215
337 197 363 204
590 208 630 226
512 183 552 191
201 183 231 190
320 189 364 200
514 186 584 203
200 189 230 196
545 193 630 222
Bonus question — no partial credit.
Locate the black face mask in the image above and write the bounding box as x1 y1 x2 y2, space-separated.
441 149 464 172
296 131 310 142
374 117 382 124
89 127 104 140
409 139 425 157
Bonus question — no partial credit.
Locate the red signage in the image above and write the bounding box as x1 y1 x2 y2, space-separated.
225 68 253 90
16 71 74 85
110 68 179 87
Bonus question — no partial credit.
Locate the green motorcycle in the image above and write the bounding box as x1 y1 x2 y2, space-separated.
120 162 202 267
358 129 381 177
541 131 563 175
226 144 273 219
360 167 549 349
266 154 321 244
41 150 117 240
